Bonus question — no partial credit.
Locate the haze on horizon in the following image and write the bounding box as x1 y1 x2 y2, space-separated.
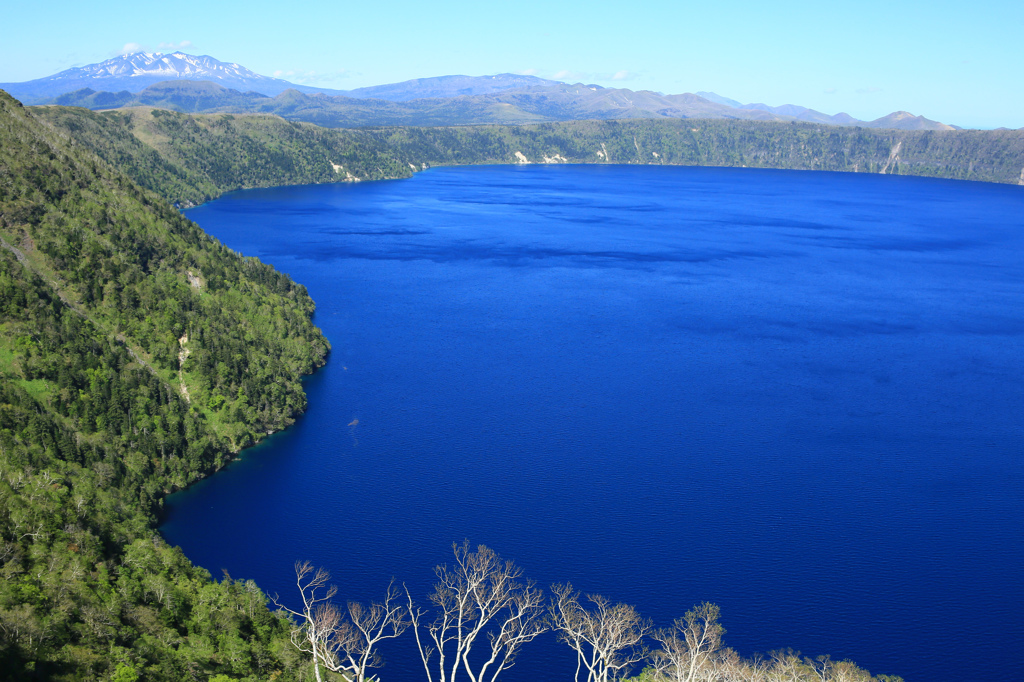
3 0 1023 129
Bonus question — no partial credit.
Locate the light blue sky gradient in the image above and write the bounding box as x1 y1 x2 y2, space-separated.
2 0 1022 128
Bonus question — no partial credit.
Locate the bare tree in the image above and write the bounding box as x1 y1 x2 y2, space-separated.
549 583 651 682
650 602 725 682
806 655 874 682
406 541 548 682
335 580 411 682
765 649 807 682
272 562 338 682
717 648 769 682
273 561 409 682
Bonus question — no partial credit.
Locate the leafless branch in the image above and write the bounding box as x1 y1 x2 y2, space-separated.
407 541 548 682
650 602 725 682
549 582 651 682
274 561 408 682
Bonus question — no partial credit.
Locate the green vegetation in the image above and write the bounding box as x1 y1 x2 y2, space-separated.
30 106 1024 211
2 92 1009 679
32 106 414 207
0 89 326 679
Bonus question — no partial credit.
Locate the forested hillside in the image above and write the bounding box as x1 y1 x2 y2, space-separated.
29 106 1024 209
0 92 1013 680
33 106 415 206
0 90 326 679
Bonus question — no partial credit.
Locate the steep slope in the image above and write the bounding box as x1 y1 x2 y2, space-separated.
366 118 1024 183
0 89 326 680
30 105 1024 211
32 104 417 206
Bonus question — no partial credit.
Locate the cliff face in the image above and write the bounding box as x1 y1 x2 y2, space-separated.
27 104 1024 213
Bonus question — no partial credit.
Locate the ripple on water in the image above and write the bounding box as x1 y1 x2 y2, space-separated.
167 166 1024 682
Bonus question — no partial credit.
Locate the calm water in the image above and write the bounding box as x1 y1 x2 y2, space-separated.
166 165 1024 681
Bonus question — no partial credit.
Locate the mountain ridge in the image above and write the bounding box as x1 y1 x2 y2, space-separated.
26 101 1024 210
34 79 957 131
340 73 563 101
3 52 959 130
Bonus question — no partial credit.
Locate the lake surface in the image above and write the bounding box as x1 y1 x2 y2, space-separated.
166 165 1024 681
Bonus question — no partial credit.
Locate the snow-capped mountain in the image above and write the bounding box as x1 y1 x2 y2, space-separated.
0 52 344 102
73 52 264 81
0 53 956 130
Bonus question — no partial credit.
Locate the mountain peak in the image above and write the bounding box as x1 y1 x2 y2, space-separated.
2 52 318 101
50 51 266 82
866 110 955 131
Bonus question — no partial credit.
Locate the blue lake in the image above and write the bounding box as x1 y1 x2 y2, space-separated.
165 165 1024 681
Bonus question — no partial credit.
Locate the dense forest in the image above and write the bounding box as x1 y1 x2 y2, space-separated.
0 89 327 679
2 91 1005 679
28 106 1024 209
32 106 415 207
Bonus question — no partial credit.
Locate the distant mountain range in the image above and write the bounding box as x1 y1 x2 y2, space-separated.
697 94 857 126
0 52 959 131
342 74 563 101
0 53 562 102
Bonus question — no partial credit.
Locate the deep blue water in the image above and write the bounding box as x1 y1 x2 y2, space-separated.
166 165 1024 681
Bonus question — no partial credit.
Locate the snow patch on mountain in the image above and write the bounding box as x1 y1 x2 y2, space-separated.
49 52 274 84
0 51 333 101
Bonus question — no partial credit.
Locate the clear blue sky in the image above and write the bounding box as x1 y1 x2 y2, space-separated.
2 0 1022 128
